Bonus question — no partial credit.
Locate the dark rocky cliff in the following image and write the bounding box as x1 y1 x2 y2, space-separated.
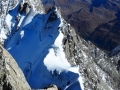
0 45 31 90
61 20 120 90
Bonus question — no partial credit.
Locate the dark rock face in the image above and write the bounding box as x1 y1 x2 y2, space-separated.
0 45 31 90
41 0 120 52
57 15 120 89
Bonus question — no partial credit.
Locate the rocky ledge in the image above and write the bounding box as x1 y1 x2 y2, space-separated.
0 45 31 90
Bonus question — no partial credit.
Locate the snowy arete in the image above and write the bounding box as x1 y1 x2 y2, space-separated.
1 0 120 90
2 0 83 90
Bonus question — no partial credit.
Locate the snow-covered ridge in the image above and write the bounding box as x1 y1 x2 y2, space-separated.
3 1 82 90
2 0 120 90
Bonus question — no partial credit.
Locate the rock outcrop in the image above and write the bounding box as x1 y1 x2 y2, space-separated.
60 18 120 90
0 45 31 90
43 84 58 90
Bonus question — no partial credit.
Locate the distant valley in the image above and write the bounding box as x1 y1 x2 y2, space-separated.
41 0 120 52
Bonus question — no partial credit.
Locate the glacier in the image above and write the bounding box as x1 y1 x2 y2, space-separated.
3 1 83 90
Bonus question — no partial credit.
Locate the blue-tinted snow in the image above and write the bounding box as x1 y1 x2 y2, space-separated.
5 3 83 90
66 81 82 90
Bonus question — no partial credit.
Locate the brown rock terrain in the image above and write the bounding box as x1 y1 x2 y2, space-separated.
41 0 120 52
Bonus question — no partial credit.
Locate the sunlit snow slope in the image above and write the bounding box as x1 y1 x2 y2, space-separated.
4 1 82 90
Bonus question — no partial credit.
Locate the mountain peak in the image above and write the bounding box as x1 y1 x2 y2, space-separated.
0 0 120 90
